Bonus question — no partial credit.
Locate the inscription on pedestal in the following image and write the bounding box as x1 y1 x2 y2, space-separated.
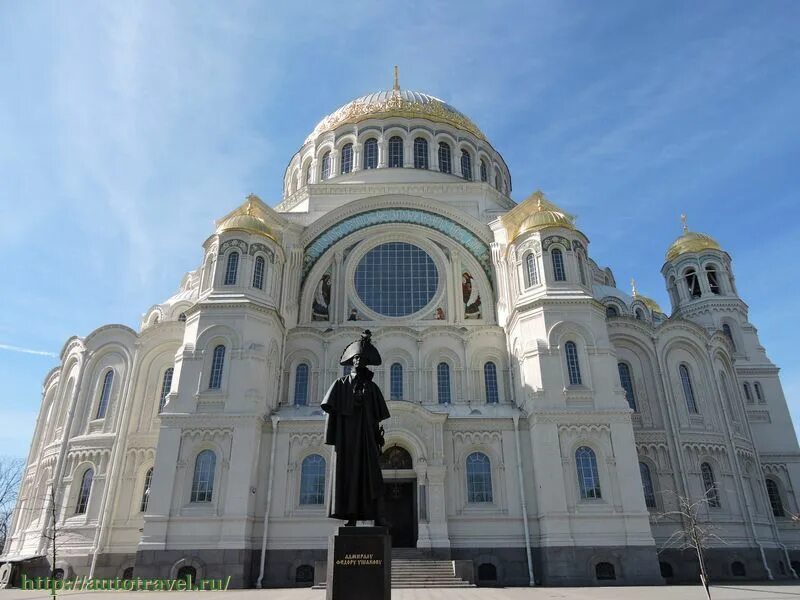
327 526 391 600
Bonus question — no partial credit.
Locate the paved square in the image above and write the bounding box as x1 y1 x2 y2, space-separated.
3 585 800 600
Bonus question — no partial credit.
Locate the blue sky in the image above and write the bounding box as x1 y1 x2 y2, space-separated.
1 1 799 459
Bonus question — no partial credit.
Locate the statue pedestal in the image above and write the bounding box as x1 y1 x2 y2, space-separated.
326 526 391 600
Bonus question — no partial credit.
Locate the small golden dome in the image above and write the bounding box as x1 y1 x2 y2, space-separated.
511 191 575 239
631 278 663 314
665 215 721 261
216 196 276 241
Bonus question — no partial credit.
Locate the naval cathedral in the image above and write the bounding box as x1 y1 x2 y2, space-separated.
3 77 800 588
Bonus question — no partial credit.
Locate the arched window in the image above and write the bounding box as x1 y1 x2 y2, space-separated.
466 452 493 503
605 305 619 317
413 137 428 169
178 312 187 322
595 562 616 580
140 467 153 512
743 382 753 403
460 149 472 180
320 151 331 180
685 268 701 299
363 138 378 169
158 367 174 413
577 254 587 285
576 446 601 499
224 251 239 285
388 136 403 168
340 143 353 174
722 324 736 351
208 345 225 390
668 275 678 306
635 308 644 320
191 450 216 503
294 363 309 406
437 362 451 404
766 479 785 517
564 341 582 386
299 454 326 505
96 370 113 419
660 562 674 578
252 255 265 290
75 468 93 514
701 462 720 507
295 565 314 584
390 363 403 400
484 362 499 404
618 362 636 410
731 561 746 577
706 265 721 294
494 173 500 189
525 253 539 287
305 163 312 184
480 159 488 182
754 382 764 403
437 142 452 173
551 248 566 281
639 462 656 508
679 364 698 413
177 566 196 582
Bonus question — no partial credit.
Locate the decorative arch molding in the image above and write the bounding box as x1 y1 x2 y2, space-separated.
302 206 492 285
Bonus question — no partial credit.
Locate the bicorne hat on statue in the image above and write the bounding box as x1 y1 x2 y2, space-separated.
339 330 382 366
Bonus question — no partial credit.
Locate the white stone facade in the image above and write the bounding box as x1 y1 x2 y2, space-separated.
4 86 800 588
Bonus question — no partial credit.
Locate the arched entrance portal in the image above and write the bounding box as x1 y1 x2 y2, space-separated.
380 445 417 548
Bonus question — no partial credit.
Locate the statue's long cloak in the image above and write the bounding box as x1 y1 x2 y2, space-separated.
321 369 390 520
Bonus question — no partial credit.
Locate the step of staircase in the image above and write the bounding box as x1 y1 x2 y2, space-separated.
313 557 475 589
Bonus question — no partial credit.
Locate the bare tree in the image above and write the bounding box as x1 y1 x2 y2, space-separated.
0 457 24 554
656 489 725 600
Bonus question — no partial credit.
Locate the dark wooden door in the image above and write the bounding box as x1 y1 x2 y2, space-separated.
383 480 416 548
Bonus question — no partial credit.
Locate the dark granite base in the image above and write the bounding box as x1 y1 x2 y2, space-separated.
326 527 391 600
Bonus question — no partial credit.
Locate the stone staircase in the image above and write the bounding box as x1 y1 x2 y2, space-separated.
313 549 474 589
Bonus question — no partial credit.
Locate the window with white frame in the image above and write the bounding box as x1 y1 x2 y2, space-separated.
158 367 173 413
140 467 153 512
460 149 472 180
388 136 403 168
320 151 331 180
618 362 636 410
340 143 353 174
413 137 428 169
96 370 113 419
484 362 499 404
190 450 216 503
466 452 493 503
679 364 698 413
576 446 601 499
390 363 403 400
208 345 225 390
525 253 539 287
766 478 785 517
224 252 239 285
437 362 451 404
294 363 309 406
480 159 488 182
565 341 582 386
701 462 720 507
639 462 656 508
252 255 265 290
438 142 452 174
363 138 378 169
551 248 566 281
75 467 93 514
299 454 326 505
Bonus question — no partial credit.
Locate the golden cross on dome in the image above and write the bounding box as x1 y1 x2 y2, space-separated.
680 213 688 233
393 65 400 92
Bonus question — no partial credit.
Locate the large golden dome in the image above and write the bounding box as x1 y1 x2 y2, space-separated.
501 190 576 240
665 218 721 261
305 87 486 144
